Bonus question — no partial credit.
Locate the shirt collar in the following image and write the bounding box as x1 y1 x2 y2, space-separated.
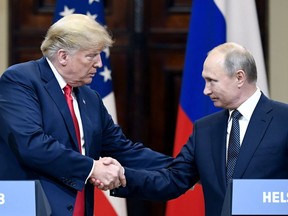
229 87 261 121
46 58 67 90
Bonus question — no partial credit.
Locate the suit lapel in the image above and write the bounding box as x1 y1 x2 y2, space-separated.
38 58 80 151
234 94 273 178
74 88 93 155
211 110 230 191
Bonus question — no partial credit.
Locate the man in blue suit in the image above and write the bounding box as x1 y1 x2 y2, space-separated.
112 42 288 216
0 14 172 216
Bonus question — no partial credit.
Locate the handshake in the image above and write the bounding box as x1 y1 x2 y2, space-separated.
89 157 126 191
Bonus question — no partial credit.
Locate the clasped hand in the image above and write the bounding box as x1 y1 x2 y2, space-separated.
89 157 126 191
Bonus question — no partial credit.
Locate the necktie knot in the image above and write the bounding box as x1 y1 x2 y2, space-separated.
63 84 72 96
231 109 242 120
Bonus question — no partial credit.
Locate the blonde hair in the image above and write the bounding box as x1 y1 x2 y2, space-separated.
41 14 113 60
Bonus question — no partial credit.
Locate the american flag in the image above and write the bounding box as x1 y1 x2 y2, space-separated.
53 0 126 215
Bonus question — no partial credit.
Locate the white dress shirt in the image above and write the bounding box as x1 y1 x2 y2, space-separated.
226 88 261 161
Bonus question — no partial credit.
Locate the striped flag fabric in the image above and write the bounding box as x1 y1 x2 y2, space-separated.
165 0 268 215
53 1 127 215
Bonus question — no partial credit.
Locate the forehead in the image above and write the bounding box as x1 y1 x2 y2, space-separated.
202 52 225 77
72 48 101 55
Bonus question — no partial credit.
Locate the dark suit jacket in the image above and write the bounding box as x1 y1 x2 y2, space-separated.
114 94 288 216
0 57 172 216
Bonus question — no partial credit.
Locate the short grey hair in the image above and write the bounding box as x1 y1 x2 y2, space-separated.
209 42 257 83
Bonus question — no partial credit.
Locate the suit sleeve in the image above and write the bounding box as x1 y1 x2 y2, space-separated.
111 135 200 200
96 93 174 170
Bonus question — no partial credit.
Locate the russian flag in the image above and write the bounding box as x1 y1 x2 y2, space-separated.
53 1 127 215
165 0 268 215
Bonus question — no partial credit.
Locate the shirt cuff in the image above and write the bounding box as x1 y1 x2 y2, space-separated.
85 160 95 184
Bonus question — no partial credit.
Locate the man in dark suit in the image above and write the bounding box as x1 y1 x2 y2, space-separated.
112 42 288 216
0 14 172 216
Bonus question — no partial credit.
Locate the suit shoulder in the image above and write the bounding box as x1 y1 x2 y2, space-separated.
6 60 38 72
269 99 288 116
270 99 288 109
2 60 40 80
196 109 227 125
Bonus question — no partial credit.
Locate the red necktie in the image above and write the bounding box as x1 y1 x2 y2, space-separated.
63 84 85 216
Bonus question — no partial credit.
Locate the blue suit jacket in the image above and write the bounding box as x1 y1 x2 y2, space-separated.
0 57 172 216
114 94 288 216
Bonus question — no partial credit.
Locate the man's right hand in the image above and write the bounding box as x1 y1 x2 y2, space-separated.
89 157 126 190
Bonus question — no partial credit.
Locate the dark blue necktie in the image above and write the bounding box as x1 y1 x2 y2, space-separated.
226 110 242 184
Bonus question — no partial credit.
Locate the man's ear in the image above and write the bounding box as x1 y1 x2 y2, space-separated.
57 49 68 66
236 69 246 87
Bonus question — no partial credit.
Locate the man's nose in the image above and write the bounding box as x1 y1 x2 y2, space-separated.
93 54 103 68
203 83 211 95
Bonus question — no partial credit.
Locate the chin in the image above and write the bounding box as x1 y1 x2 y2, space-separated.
213 102 222 108
85 79 93 84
